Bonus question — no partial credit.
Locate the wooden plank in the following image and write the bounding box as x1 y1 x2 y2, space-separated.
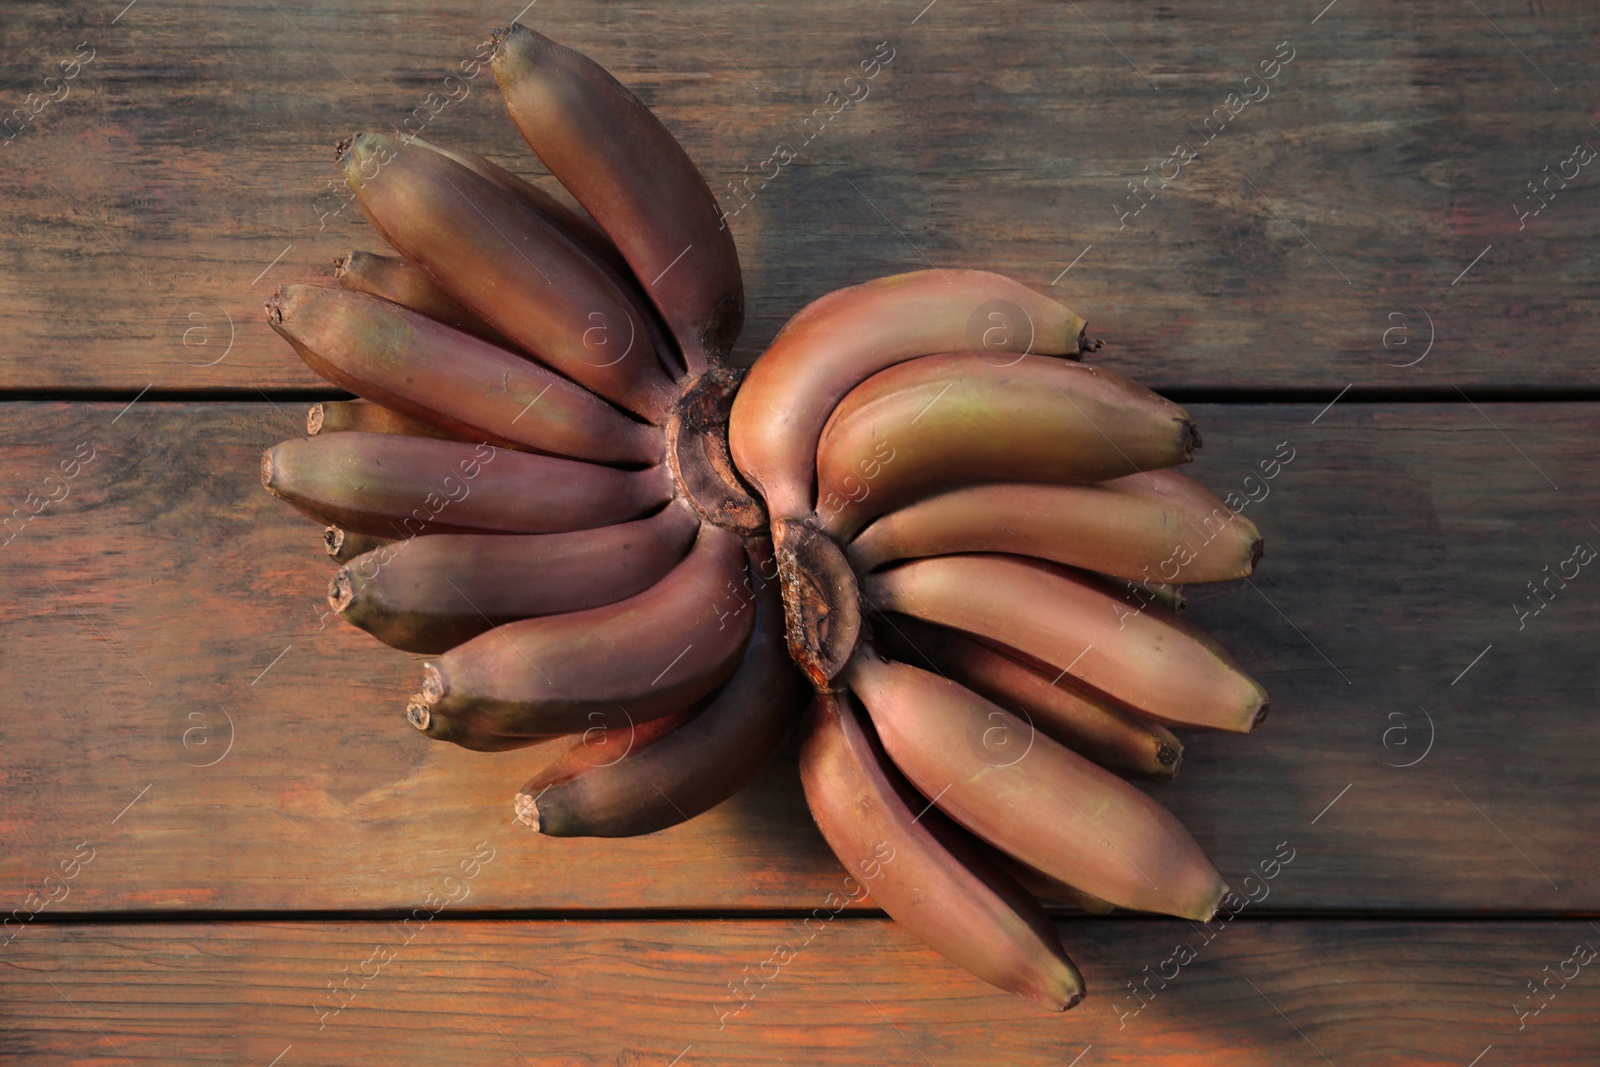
3 919 1595 1064
1 400 1595 913
2 2 1595 391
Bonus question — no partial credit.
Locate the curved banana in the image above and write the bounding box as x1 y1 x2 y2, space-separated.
850 472 1261 584
846 649 1227 920
339 132 676 421
509 702 702 764
334 250 510 347
874 613 1183 781
492 24 742 373
307 399 462 442
408 138 634 282
814 353 1197 538
729 270 1093 521
261 432 671 538
403 694 567 753
411 137 679 376
272 285 661 465
514 539 806 836
413 522 753 741
865 554 1268 733
333 500 700 654
801 688 1085 1009
992 851 1115 915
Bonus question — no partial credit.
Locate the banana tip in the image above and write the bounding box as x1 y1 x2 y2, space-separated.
322 525 343 557
513 792 541 831
1194 881 1231 922
1252 701 1271 731
1031 971 1087 1012
404 696 430 731
264 290 284 328
490 21 559 83
334 134 354 163
306 402 325 436
489 22 534 70
1248 536 1265 572
259 449 277 491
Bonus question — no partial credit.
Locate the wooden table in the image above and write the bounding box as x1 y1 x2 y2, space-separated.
3 1 1597 1063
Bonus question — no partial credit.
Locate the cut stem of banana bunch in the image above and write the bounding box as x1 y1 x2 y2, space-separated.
258 19 1272 1016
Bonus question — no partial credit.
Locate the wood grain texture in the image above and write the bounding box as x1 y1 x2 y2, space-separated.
1 401 1594 913
3 920 1596 1064
0 1 1594 391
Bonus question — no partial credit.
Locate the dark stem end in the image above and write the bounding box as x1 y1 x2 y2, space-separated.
667 368 766 535
773 519 862 690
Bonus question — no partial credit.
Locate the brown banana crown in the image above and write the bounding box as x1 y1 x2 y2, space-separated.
258 22 1268 1014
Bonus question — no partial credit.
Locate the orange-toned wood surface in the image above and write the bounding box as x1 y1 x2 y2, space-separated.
5 920 1598 1065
